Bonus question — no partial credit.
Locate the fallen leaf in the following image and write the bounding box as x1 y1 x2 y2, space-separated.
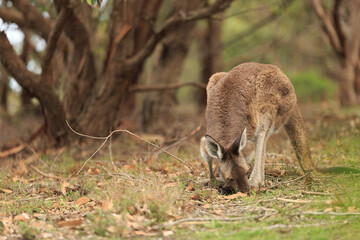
75 196 90 206
165 182 177 188
102 199 114 211
347 206 356 213
14 214 28 222
87 167 100 175
202 204 211 209
222 192 247 200
52 202 61 208
163 230 174 236
58 219 83 227
123 164 135 170
61 182 70 196
185 182 194 192
0 189 13 194
190 194 200 200
323 208 333 212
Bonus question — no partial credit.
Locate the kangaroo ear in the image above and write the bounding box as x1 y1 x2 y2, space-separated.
204 135 224 160
230 128 247 155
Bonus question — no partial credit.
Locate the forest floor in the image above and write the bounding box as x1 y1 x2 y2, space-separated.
0 103 360 239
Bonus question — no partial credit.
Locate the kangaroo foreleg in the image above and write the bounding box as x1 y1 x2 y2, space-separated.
249 130 267 187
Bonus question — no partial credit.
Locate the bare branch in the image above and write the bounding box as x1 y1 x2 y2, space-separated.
41 4 71 79
9 0 53 39
125 0 234 68
0 31 42 90
130 82 206 93
332 0 345 52
311 0 343 55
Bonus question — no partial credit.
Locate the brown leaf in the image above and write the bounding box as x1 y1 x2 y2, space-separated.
165 182 177 188
0 189 13 194
75 196 90 206
202 204 211 209
52 202 61 208
347 206 356 213
61 182 70 196
14 214 28 222
102 199 114 211
87 167 100 175
222 192 247 200
185 182 194 192
123 164 135 171
323 207 333 212
58 219 83 227
190 194 200 200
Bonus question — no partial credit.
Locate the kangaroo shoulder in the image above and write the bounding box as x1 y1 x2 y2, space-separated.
207 72 227 93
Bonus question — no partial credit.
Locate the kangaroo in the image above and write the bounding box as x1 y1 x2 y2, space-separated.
200 62 315 193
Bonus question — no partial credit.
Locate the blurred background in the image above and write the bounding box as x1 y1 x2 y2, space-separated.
0 0 359 147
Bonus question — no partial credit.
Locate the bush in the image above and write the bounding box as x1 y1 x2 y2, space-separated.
289 70 336 103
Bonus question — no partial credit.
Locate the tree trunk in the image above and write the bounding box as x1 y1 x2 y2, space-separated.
339 60 358 106
197 13 224 111
20 33 34 111
0 66 9 113
75 0 163 135
141 0 200 133
0 32 69 145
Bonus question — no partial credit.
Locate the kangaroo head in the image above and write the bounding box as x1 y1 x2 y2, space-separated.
204 128 250 193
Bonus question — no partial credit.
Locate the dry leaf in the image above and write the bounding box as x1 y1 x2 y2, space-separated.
347 206 356 213
75 196 90 206
185 182 194 192
202 204 211 209
163 230 174 236
61 182 70 196
14 214 29 222
52 202 61 208
323 208 333 212
165 182 177 188
87 167 100 175
123 165 135 170
222 192 247 200
0 189 13 194
102 199 114 211
58 219 83 227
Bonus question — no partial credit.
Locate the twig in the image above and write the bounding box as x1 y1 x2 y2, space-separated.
165 216 251 226
247 221 344 231
30 165 63 180
130 82 206 93
154 125 201 155
276 197 331 204
269 172 311 189
301 191 332 196
300 211 360 216
66 121 194 175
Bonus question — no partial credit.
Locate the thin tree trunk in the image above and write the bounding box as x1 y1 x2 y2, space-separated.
0 66 9 113
20 33 34 111
197 13 224 111
141 0 200 133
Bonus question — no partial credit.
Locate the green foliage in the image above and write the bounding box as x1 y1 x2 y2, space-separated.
290 70 336 103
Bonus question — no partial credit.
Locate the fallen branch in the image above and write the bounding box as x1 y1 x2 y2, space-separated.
301 191 332 196
66 121 194 175
0 144 25 159
129 82 206 93
269 172 311 189
30 165 63 180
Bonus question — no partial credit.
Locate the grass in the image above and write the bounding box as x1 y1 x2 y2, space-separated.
0 105 360 239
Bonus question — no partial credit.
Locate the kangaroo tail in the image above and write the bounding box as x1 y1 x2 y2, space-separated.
284 105 315 173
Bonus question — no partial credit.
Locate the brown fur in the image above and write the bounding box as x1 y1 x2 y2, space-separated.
200 62 315 192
